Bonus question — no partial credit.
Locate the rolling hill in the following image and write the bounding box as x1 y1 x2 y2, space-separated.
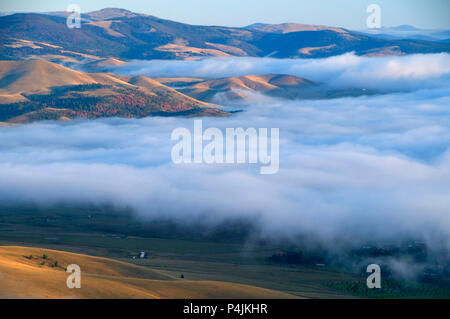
174 74 319 101
0 8 449 63
161 74 379 102
81 57 126 72
0 246 298 299
0 60 227 123
0 60 98 96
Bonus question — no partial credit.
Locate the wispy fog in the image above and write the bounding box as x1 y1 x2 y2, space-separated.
1 54 450 248
112 53 450 91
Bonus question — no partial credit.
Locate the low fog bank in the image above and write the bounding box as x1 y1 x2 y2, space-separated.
1 89 449 244
1 54 450 280
111 53 450 91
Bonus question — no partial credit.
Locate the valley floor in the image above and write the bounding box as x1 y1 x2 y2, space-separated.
0 206 359 299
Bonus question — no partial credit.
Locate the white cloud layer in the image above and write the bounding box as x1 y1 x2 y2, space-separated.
1 54 450 247
112 53 450 91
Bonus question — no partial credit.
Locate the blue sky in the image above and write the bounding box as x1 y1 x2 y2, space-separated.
1 0 449 29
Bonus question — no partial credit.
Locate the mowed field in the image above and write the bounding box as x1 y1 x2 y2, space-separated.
0 246 298 299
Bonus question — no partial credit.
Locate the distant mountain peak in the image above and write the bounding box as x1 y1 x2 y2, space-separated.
85 8 143 20
245 23 269 29
245 22 348 34
88 8 133 14
0 10 448 61
385 25 421 31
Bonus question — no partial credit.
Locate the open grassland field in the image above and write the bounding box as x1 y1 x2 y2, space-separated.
2 205 448 299
0 246 296 299
0 205 362 299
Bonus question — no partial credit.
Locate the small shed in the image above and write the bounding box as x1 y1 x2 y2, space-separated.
139 251 147 259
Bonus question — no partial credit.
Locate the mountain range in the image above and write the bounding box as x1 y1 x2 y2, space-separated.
1 8 449 64
1 8 449 123
359 25 450 43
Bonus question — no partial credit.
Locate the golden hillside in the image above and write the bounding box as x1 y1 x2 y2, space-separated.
0 60 212 106
81 57 126 72
0 246 298 299
0 60 227 122
0 60 97 97
178 74 318 101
